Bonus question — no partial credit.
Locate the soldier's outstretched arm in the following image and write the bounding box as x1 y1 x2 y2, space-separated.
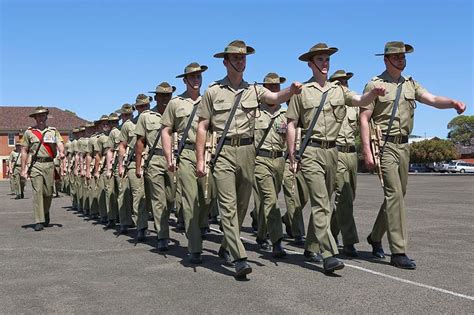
286 118 298 173
20 146 29 178
351 86 386 107
263 82 303 105
418 92 466 114
360 108 374 170
196 117 209 177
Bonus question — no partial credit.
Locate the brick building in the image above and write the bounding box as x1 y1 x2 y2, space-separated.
0 106 89 178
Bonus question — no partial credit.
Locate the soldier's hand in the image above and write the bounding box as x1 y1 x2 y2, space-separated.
118 166 124 178
94 172 99 179
135 168 141 179
290 82 303 95
20 170 28 179
452 100 466 114
196 160 206 178
106 170 112 179
371 86 386 97
86 172 92 180
363 151 375 170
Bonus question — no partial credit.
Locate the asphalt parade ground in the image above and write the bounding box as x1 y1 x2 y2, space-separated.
0 175 473 313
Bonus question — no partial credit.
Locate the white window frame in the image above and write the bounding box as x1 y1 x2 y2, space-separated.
8 133 15 147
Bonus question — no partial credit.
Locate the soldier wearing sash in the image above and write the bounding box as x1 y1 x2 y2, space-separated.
21 106 64 231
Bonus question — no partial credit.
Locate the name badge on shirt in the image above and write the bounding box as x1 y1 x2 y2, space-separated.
43 133 56 144
276 121 287 134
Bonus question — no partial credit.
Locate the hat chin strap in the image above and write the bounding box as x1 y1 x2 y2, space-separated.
311 61 326 75
388 57 405 71
229 60 245 73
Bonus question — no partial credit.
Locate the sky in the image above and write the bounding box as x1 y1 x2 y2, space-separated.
1 0 472 138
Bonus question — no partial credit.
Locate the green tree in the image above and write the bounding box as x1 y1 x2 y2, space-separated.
447 115 474 145
410 139 459 163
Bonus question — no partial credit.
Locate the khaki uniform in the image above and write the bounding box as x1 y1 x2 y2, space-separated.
70 139 79 209
94 132 110 220
286 78 355 259
253 104 287 244
161 91 216 254
330 106 359 246
282 160 307 238
9 150 26 197
197 76 266 261
87 134 100 216
77 136 91 213
135 109 171 240
117 118 139 228
363 70 427 254
104 127 121 222
22 127 63 224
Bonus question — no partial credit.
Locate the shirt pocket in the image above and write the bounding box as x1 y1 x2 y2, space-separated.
145 115 161 131
347 109 358 131
241 100 259 119
301 97 316 128
212 101 233 127
330 98 347 123
255 117 269 130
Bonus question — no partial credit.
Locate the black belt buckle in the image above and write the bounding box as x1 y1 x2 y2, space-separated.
321 141 331 149
230 137 241 146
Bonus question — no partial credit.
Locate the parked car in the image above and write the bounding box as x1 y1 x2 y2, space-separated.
434 161 454 173
409 163 432 173
447 161 474 173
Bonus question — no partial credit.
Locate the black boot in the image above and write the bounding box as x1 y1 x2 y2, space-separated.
323 256 345 274
272 239 287 258
34 223 44 231
390 254 416 269
367 234 385 258
218 247 235 267
235 259 252 279
136 228 147 242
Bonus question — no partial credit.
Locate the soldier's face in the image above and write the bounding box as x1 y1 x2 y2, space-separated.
385 53 406 71
185 73 202 90
101 121 110 132
263 83 281 93
338 79 348 87
135 104 149 113
155 93 172 106
310 54 330 75
34 113 48 124
224 54 246 73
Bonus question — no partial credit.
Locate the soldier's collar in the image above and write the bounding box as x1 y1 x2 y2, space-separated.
305 77 335 92
220 76 249 91
260 103 282 117
178 91 202 104
380 70 408 84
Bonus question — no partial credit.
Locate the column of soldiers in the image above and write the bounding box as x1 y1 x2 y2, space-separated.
22 40 465 280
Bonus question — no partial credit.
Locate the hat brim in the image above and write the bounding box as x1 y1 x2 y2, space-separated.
298 48 338 61
148 86 177 94
176 65 208 78
261 76 287 85
329 72 354 82
29 111 49 118
213 46 255 58
375 44 414 56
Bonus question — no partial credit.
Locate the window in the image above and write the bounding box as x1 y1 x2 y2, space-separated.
8 133 15 146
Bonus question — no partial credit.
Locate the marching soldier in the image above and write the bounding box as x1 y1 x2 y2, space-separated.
328 70 360 257
69 128 81 210
286 43 385 273
135 87 174 251
360 41 466 269
94 115 112 223
118 98 150 241
104 113 121 228
115 104 134 235
9 143 25 199
161 62 211 264
149 82 180 227
21 106 64 231
195 40 302 278
252 72 288 258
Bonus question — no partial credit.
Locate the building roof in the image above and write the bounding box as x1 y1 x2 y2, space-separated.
0 106 89 132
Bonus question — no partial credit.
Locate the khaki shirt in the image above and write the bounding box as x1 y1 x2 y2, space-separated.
118 119 137 148
336 106 359 146
161 91 202 144
134 109 163 150
95 133 109 156
254 104 287 152
22 126 63 158
286 78 356 142
362 70 428 136
197 76 267 138
105 127 121 150
9 151 21 166
77 137 90 155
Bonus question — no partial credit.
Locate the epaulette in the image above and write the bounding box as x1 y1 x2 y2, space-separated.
370 76 383 82
209 81 219 87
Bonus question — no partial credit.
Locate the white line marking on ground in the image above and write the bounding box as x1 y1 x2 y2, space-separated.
208 226 474 301
0 247 142 254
